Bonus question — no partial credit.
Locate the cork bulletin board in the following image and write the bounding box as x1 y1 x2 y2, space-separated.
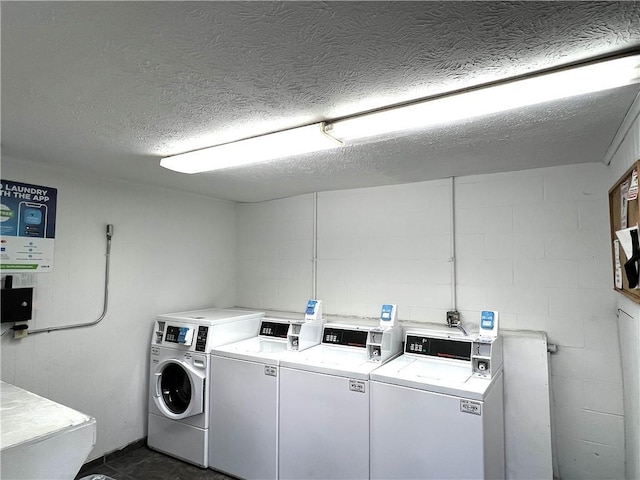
609 160 640 303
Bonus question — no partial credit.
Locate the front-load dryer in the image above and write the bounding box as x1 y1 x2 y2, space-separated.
278 309 402 480
147 308 263 467
369 329 505 479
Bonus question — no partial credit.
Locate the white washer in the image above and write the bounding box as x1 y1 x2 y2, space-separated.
147 308 263 467
369 330 505 479
209 315 324 479
278 320 402 480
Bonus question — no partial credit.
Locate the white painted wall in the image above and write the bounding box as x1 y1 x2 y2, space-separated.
236 195 314 311
316 181 453 319
1 147 628 477
0 155 237 461
457 166 623 480
237 163 624 479
607 94 640 480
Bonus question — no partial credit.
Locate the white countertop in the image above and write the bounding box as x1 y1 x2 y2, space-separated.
1 381 95 450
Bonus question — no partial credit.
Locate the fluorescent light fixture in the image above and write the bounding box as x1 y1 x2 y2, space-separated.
324 54 640 142
161 53 640 174
161 122 341 174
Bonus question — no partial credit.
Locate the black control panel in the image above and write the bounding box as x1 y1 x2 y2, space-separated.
164 326 182 343
259 321 290 338
405 335 471 361
322 327 368 348
195 326 209 352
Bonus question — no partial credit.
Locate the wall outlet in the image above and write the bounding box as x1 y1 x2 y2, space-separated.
13 322 28 339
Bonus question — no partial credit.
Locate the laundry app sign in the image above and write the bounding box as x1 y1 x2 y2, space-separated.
0 179 57 272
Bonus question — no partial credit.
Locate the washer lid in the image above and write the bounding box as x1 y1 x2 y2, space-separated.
280 344 385 380
370 355 497 400
211 337 288 366
157 308 264 324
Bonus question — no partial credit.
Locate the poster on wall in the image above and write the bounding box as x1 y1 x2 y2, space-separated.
0 179 57 272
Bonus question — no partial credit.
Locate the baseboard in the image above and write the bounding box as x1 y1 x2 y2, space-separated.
77 437 147 476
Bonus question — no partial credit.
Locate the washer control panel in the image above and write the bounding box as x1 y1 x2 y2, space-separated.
165 325 193 345
153 321 209 352
405 334 472 361
403 330 504 378
322 326 368 348
259 320 290 338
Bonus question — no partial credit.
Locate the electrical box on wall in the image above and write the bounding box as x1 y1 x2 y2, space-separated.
1 287 33 323
1 275 35 338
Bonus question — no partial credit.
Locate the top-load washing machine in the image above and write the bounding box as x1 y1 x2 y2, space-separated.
147 307 264 468
278 305 402 480
208 300 325 480
369 312 505 479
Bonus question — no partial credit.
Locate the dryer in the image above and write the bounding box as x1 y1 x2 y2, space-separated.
278 305 402 480
208 301 324 479
369 327 505 479
147 308 263 467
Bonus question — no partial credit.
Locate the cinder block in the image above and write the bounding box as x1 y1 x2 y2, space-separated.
584 381 624 416
456 259 514 287
514 259 578 288
549 288 616 319
577 200 610 233
514 202 579 233
543 164 607 202
456 174 543 207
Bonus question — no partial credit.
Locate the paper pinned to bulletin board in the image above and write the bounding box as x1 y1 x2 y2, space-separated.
0 179 57 272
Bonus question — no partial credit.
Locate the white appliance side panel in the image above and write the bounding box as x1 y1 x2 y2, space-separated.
370 382 485 480
209 356 278 479
483 373 506 480
618 305 640 480
1 421 96 480
279 367 370 480
147 414 207 467
0 381 96 480
502 331 553 479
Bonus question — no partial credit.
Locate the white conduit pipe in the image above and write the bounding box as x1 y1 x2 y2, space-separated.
449 177 457 311
312 192 318 300
29 224 114 335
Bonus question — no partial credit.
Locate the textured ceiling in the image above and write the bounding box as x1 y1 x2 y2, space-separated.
2 1 640 202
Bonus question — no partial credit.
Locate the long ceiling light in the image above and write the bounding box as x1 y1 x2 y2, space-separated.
161 53 640 174
160 122 341 174
325 53 640 142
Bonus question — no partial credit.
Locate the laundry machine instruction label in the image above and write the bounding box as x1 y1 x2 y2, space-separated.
349 379 365 393
460 399 481 415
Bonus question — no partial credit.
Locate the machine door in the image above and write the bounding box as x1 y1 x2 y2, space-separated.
279 367 370 480
152 359 205 420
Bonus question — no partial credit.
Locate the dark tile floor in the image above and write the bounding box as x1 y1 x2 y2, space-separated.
75 446 236 480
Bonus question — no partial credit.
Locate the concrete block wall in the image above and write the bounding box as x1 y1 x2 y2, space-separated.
236 194 314 312
455 167 623 480
237 162 624 479
608 95 640 480
317 180 453 320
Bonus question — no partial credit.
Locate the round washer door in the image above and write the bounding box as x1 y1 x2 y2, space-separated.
153 359 205 419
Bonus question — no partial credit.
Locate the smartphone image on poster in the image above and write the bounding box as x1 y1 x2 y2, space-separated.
18 202 48 238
